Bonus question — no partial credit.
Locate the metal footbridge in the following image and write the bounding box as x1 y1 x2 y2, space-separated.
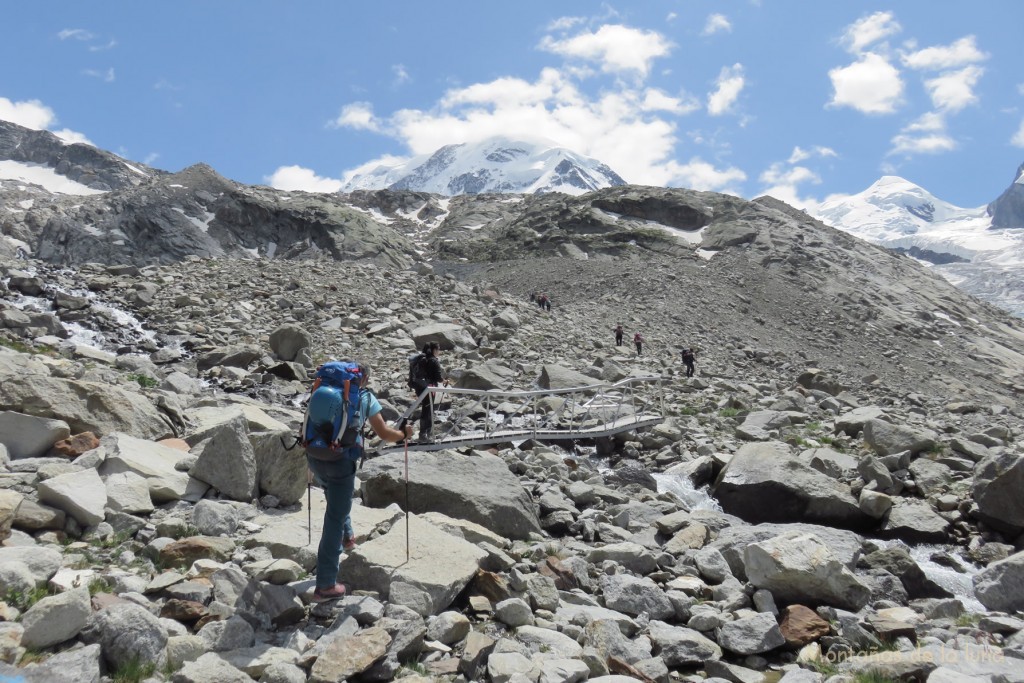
377 375 667 454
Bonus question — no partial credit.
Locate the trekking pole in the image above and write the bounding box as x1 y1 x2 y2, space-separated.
307 468 312 546
404 435 410 563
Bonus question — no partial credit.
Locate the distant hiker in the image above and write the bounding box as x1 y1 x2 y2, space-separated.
681 347 696 377
537 293 548 310
304 361 413 601
530 291 537 303
544 295 551 312
634 332 644 355
408 341 447 442
614 324 624 347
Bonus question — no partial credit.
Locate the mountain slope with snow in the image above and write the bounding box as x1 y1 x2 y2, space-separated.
813 174 1024 316
341 136 626 196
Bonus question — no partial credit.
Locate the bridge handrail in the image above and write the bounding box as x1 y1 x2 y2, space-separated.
396 374 667 422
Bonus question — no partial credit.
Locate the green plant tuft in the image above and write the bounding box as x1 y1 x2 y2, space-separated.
128 373 159 388
112 657 157 683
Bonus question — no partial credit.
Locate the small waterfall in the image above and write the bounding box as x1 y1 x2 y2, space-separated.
653 471 722 512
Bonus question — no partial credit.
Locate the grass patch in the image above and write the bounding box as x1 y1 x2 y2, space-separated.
854 672 901 683
0 337 32 354
5 585 57 611
88 578 112 596
678 406 699 416
128 373 159 388
804 421 822 431
111 657 157 683
718 407 741 418
18 649 49 666
807 659 840 677
956 612 982 627
400 662 430 677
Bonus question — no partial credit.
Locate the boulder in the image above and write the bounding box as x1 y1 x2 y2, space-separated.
862 419 937 456
0 546 62 586
646 620 722 666
20 587 91 649
339 514 485 615
80 603 169 671
250 430 307 505
713 442 871 530
188 413 258 501
455 361 514 391
98 432 197 503
410 323 477 351
0 490 23 542
973 550 1024 613
0 375 170 440
600 574 674 620
879 499 949 544
0 411 70 459
744 532 871 610
860 546 951 599
778 605 831 648
0 643 101 683
716 612 786 655
196 344 262 371
14 498 66 533
833 406 885 437
537 364 598 391
711 523 863 580
37 468 107 527
972 451 1024 532
104 471 155 514
736 410 792 441
268 325 312 362
361 450 541 539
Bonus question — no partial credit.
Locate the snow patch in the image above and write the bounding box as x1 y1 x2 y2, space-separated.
17 199 33 210
171 207 216 233
696 249 718 260
0 160 106 195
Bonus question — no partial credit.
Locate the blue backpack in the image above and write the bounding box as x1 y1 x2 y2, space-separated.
301 361 365 461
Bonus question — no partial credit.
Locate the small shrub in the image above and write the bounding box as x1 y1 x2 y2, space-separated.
5 585 57 611
718 407 740 418
88 579 112 596
956 612 982 627
112 657 157 683
128 373 159 388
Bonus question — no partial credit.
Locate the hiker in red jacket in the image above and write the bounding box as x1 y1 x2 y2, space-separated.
634 332 644 355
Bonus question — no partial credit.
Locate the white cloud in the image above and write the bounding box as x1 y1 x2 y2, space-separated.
707 64 745 116
0 97 92 144
641 88 700 115
89 39 117 52
392 64 410 86
53 129 93 145
538 24 672 77
827 53 904 114
840 11 901 55
266 165 343 192
889 113 956 155
1012 119 1024 148
84 68 116 83
546 16 586 31
923 65 983 112
701 14 732 37
58 28 94 41
0 97 57 129
666 12 678 23
787 145 837 164
901 36 987 71
143 152 160 165
666 158 746 193
331 102 381 132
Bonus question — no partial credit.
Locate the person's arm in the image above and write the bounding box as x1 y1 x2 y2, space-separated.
368 413 414 443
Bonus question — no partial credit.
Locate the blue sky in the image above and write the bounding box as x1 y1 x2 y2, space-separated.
1 1 1022 209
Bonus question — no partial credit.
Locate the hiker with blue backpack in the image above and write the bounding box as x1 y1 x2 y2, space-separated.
301 360 413 602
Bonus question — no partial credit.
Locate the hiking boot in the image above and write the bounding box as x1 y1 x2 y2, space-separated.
311 584 346 602
343 536 357 551
418 433 434 444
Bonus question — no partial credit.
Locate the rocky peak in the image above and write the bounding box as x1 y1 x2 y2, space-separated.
987 161 1024 229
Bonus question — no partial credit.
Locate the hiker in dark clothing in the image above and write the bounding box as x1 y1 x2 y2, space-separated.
634 332 644 355
614 324 624 346
543 295 551 312
681 347 696 377
409 341 446 442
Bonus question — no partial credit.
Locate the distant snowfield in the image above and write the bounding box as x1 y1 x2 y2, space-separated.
0 160 106 195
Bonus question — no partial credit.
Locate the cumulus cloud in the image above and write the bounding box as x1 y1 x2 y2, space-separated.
1012 119 1024 148
788 145 837 164
538 24 672 77
889 112 956 155
330 102 381 131
840 11 901 55
0 97 57 129
757 146 837 209
701 14 732 37
265 165 343 192
901 36 987 71
827 53 904 114
707 64 745 116
668 158 746 193
924 65 983 112
0 97 93 145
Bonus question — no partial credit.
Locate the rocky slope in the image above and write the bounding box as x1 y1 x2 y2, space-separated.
0 240 1023 682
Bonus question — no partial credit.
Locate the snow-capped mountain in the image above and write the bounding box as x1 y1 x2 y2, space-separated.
341 136 626 196
813 173 1024 316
